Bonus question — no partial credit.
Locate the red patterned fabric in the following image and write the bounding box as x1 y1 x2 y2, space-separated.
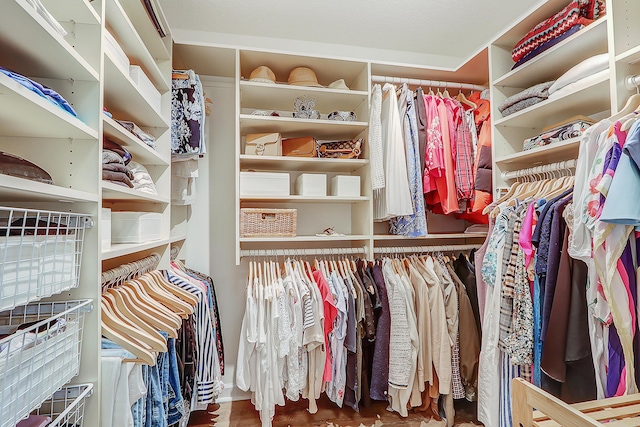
512 0 594 63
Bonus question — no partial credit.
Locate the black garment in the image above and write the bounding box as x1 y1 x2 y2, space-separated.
414 87 427 175
454 253 481 337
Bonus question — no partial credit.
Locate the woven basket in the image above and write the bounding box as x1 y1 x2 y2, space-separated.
240 208 297 237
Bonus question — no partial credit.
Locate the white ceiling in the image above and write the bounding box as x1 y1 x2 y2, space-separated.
160 0 539 64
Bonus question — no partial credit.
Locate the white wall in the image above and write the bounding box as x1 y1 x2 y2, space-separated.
186 77 251 401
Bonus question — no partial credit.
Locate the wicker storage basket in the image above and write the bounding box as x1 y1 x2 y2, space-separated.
240 208 297 237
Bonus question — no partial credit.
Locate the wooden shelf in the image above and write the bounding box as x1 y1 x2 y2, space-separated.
494 74 610 128
102 181 169 203
374 233 487 241
41 0 101 25
0 174 98 203
170 235 187 244
105 0 169 91
104 52 168 128
0 0 99 82
495 137 581 169
102 238 169 260
0 72 98 139
103 116 169 166
240 155 368 172
240 81 368 112
118 0 171 61
240 195 369 204
240 235 370 243
493 18 608 88
240 115 367 139
616 45 640 65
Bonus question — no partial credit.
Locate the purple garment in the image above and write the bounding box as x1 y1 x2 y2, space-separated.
344 282 358 411
599 123 625 211
541 194 572 342
16 415 51 427
511 24 583 70
369 261 391 401
607 323 624 398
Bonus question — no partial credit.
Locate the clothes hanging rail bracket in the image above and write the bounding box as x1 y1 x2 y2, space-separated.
101 253 161 290
371 75 486 92
501 159 577 181
625 74 640 92
240 247 367 258
374 244 481 254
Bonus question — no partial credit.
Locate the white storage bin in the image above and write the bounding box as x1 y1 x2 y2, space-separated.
129 65 162 113
101 208 111 251
331 175 361 197
240 172 290 196
295 174 326 196
104 30 130 73
0 300 91 427
111 212 162 244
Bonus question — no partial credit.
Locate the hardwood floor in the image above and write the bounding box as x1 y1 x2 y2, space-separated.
188 396 482 426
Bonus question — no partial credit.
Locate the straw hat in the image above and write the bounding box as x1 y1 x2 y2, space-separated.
288 67 323 87
249 66 276 84
328 79 350 90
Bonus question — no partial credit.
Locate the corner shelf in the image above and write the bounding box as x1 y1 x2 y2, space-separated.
240 81 368 112
494 74 610 128
103 51 168 128
374 233 487 241
0 174 98 203
240 195 369 204
239 115 368 139
102 181 169 203
495 137 581 169
0 0 99 82
240 235 370 243
105 0 169 91
493 17 608 88
103 116 169 166
239 155 368 172
102 238 170 260
0 72 98 139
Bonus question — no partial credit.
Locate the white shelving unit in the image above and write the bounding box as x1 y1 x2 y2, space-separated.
489 1 615 191
0 0 173 424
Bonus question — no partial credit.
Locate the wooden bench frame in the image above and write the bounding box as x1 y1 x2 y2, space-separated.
512 378 640 426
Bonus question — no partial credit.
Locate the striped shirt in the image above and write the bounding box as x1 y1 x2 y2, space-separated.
166 270 223 404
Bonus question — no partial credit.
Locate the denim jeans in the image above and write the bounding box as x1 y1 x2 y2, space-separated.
144 359 167 427
132 366 147 427
167 337 186 425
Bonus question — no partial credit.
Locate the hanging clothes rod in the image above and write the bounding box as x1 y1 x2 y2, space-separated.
240 247 367 258
625 74 640 91
371 75 487 92
374 244 481 254
101 253 161 289
501 159 577 181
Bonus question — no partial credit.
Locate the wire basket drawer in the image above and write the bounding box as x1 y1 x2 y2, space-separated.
0 207 92 312
240 208 297 237
0 300 92 427
29 384 93 427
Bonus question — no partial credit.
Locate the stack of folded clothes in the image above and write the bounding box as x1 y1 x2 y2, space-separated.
116 119 157 149
102 145 134 188
498 81 555 117
0 152 53 184
511 0 606 69
523 115 594 150
127 161 158 195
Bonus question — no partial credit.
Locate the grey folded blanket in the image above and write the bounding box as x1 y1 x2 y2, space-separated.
498 81 555 113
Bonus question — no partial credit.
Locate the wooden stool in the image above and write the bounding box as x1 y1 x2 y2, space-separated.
512 378 640 426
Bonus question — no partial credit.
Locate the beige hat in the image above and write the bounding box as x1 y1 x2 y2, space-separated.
288 67 323 87
249 66 276 84
328 79 350 90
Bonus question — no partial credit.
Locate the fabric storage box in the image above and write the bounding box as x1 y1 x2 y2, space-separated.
330 175 360 197
111 212 162 244
240 208 297 237
129 65 162 113
240 171 290 196
101 208 111 251
104 30 130 73
245 133 282 156
295 173 326 196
